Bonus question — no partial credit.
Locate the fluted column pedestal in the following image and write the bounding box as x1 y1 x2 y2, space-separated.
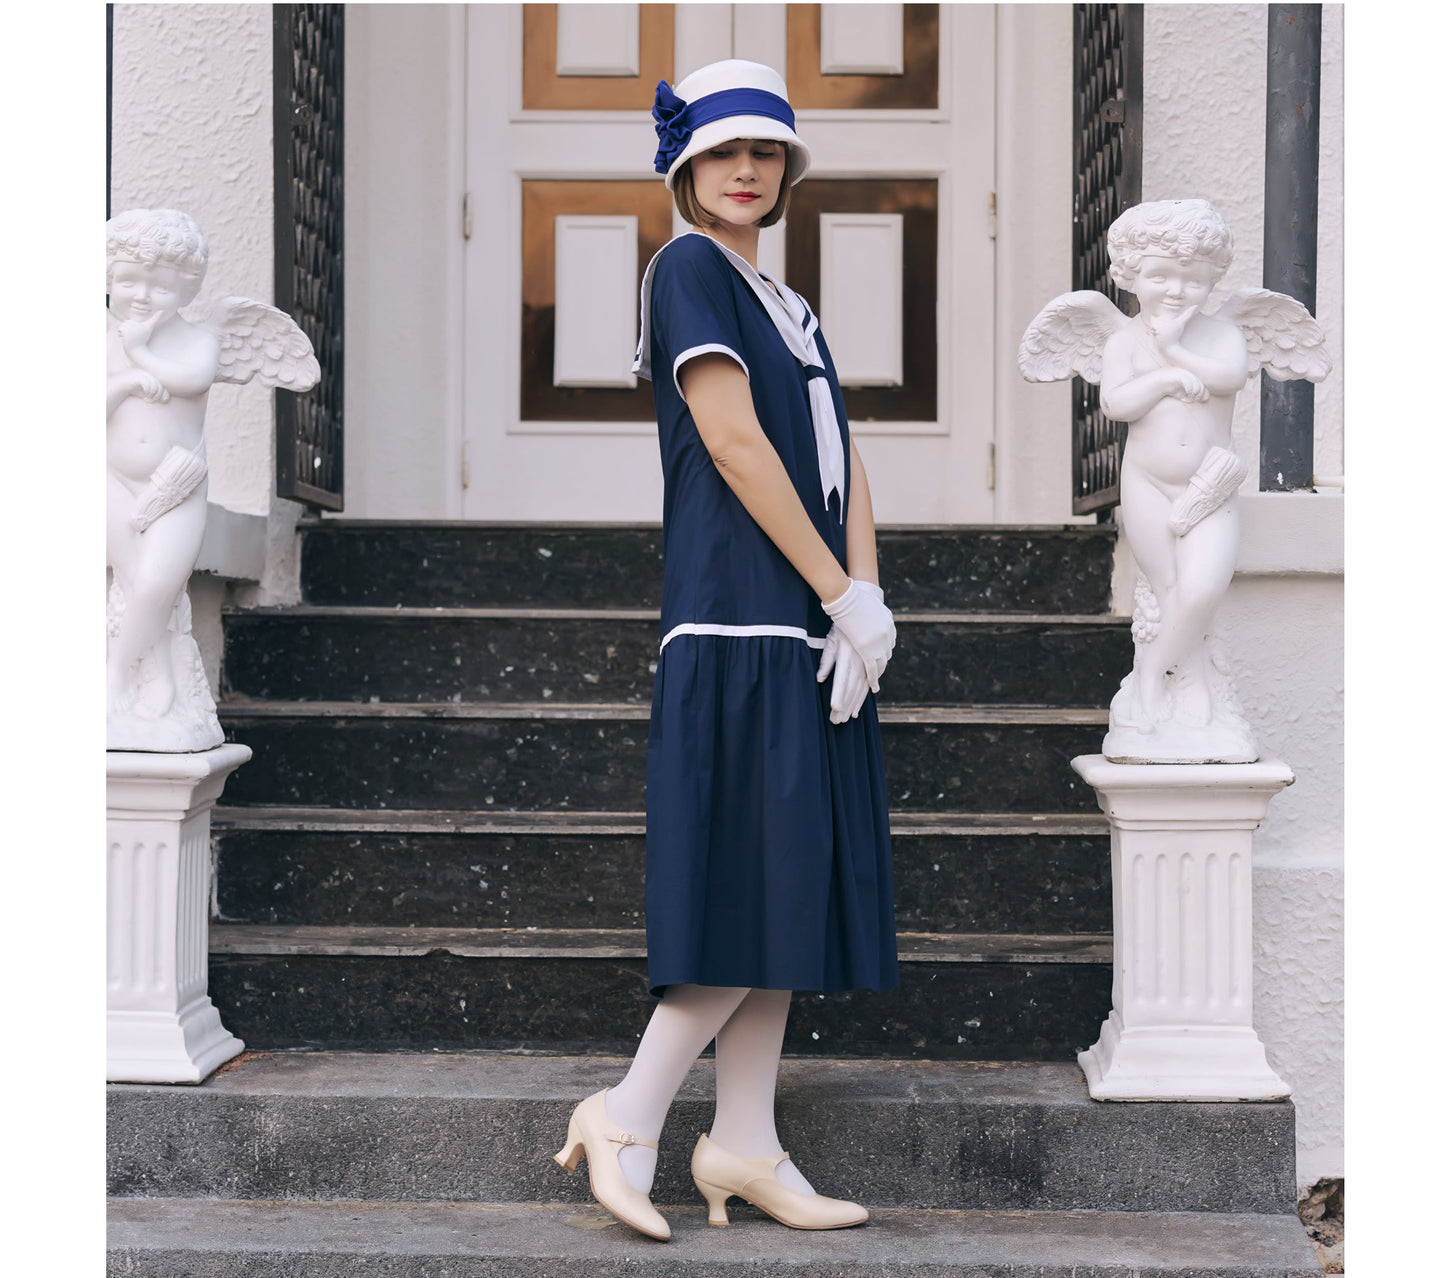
107 743 251 1083
1072 754 1293 1102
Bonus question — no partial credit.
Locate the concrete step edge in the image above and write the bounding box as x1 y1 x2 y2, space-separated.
211 806 1110 837
208 924 1112 964
104 1198 1321 1274
225 605 1130 626
218 700 1112 725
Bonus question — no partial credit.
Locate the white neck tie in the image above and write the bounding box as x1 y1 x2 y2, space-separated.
635 235 848 521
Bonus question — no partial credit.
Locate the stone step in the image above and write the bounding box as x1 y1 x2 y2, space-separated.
105 1051 1299 1215
212 808 1112 933
206 926 1112 1057
298 521 1118 614
217 702 1108 814
105 1199 1322 1276
220 607 1133 707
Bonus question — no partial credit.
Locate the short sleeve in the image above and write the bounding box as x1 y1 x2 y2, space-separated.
649 238 750 399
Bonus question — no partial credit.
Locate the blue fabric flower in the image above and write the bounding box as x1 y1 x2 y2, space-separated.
652 80 691 175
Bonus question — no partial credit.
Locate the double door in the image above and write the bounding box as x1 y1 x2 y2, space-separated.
463 3 996 523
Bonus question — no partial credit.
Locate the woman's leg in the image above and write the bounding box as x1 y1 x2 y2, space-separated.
709 988 815 1195
605 983 751 1193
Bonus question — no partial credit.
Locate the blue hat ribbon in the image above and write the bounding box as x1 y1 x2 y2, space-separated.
651 81 796 175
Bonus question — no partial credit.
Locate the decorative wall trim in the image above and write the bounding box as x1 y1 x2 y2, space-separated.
523 3 672 111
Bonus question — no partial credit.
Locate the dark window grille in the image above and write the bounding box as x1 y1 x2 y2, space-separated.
1072 3 1142 518
273 4 345 510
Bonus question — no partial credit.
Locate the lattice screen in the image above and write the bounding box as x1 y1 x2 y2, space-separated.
1071 4 1142 518
273 4 345 510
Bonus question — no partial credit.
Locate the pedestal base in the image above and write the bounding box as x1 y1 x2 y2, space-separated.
107 1001 243 1085
107 743 251 1084
1071 754 1294 1104
1078 1011 1290 1101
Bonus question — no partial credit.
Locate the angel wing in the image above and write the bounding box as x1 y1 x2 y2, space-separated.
203 297 321 391
1208 288 1332 383
1018 291 1130 386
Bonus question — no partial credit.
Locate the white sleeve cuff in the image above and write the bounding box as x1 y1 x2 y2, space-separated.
673 344 748 400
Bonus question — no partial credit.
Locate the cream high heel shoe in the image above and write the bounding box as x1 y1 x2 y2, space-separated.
553 1088 670 1241
690 1133 869 1230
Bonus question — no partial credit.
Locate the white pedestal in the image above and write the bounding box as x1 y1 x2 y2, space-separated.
1072 754 1294 1102
107 743 251 1083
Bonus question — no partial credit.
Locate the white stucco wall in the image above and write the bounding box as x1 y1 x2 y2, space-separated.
1134 7 1345 1187
111 3 307 632
1144 3 1344 487
343 5 467 518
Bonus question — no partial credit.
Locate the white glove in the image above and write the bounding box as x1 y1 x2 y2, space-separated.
816 627 870 724
821 579 895 692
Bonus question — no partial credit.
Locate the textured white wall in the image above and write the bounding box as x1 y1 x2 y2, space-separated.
111 3 275 517
1138 5 1345 1186
1217 564 1344 1186
343 5 466 518
111 4 307 609
1144 3 1344 487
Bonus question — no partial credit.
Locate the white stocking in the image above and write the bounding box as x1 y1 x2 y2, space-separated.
605 983 750 1194
710 988 815 1196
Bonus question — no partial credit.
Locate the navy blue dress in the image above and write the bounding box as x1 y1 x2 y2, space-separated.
636 233 897 999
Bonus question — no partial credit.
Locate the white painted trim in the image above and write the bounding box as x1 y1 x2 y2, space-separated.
731 2 786 76
553 214 641 388
1233 492 1344 577
194 505 267 581
503 417 946 440
820 3 905 76
444 3 470 518
659 622 828 653
819 212 905 387
506 420 658 437
674 2 733 82
555 3 640 77
673 343 748 399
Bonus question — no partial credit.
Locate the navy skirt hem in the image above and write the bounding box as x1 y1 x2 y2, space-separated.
644 634 897 1000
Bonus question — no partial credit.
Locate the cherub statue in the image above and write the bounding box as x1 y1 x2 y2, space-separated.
107 208 319 751
1018 199 1330 763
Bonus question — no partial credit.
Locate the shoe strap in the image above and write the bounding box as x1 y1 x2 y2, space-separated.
607 1129 659 1151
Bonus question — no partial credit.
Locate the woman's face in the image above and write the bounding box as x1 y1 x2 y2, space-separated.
688 138 787 230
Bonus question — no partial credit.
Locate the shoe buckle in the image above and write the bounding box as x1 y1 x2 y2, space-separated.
618 1131 636 1146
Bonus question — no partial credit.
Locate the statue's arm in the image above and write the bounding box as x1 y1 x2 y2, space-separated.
1099 334 1201 421
107 370 139 418
1158 323 1248 396
120 325 222 398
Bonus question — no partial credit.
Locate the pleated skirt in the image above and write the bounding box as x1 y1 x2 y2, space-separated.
644 634 898 998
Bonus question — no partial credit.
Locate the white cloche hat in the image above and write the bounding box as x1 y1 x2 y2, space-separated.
652 59 812 191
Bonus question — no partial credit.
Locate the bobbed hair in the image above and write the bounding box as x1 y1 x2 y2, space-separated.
1107 199 1234 292
672 142 794 232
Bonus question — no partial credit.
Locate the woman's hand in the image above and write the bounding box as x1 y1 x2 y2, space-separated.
821 579 894 691
816 628 870 723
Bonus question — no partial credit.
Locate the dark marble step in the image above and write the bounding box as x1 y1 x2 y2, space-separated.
221 608 1132 708
298 522 1118 614
105 1199 1323 1278
206 925 1112 1060
212 808 1112 934
106 1051 1299 1215
217 703 1108 814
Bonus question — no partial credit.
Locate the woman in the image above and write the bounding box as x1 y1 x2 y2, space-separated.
552 59 898 1241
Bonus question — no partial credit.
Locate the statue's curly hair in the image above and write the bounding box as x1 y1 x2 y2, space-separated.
105 209 208 292
1107 199 1234 292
